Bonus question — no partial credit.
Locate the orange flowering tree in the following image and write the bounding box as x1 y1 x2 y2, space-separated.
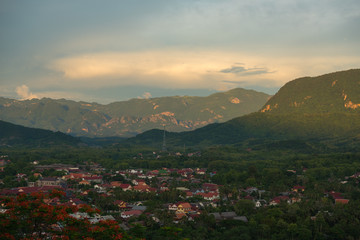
0 190 127 239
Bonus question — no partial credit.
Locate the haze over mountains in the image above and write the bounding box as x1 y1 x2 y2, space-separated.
0 88 270 138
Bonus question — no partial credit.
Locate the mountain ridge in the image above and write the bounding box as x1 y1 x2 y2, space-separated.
260 69 360 113
0 120 80 147
129 69 360 149
0 88 270 138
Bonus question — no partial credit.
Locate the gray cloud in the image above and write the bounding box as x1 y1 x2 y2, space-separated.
1 1 359 103
220 64 274 76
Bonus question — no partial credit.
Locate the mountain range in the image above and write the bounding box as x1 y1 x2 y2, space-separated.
130 69 360 149
0 88 270 138
1 69 359 150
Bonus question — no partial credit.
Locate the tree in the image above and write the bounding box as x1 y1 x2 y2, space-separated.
0 191 127 239
235 200 255 216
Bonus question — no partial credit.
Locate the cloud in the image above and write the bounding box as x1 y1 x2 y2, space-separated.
220 64 274 76
138 92 152 99
47 50 360 96
48 50 281 90
15 85 38 100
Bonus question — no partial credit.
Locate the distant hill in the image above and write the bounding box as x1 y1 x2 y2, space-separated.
0 120 80 147
0 88 270 137
129 69 360 149
260 69 360 113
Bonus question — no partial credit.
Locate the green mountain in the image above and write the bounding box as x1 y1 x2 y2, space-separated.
0 120 80 147
260 69 360 113
130 69 360 149
0 88 270 137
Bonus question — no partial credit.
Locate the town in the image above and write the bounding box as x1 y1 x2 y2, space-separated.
1 154 357 236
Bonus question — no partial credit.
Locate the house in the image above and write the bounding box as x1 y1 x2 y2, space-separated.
160 183 169 192
79 180 91 185
202 183 219 192
168 203 178 211
133 185 150 192
335 199 349 204
325 191 343 200
176 187 190 192
243 195 255 201
169 202 192 213
114 200 128 209
29 177 62 187
120 210 143 219
289 197 301 204
221 211 237 220
119 184 132 191
82 176 103 184
89 215 115 224
62 173 89 180
255 200 267 208
138 174 147 179
4 186 64 196
350 172 360 178
197 192 220 201
0 159 8 171
128 169 143 175
150 170 159 175
16 173 27 179
33 173 42 178
132 179 146 186
67 198 85 206
110 181 123 188
177 202 192 213
146 173 157 179
130 205 147 211
69 212 115 224
195 168 206 175
245 187 258 194
175 212 187 220
234 216 249 222
326 191 349 204
210 212 247 222
188 213 200 221
210 212 221 221
185 191 193 198
94 184 108 192
43 197 60 205
292 185 305 193
269 196 289 206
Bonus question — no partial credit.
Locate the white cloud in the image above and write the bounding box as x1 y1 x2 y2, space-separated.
15 85 38 100
47 50 360 94
49 50 283 90
138 92 152 99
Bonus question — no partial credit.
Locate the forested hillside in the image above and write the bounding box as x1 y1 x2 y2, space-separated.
0 120 80 147
130 69 360 148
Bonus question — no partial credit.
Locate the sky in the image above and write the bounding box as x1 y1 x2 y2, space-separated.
1 0 359 104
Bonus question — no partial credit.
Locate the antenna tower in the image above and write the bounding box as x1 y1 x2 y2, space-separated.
162 125 167 152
